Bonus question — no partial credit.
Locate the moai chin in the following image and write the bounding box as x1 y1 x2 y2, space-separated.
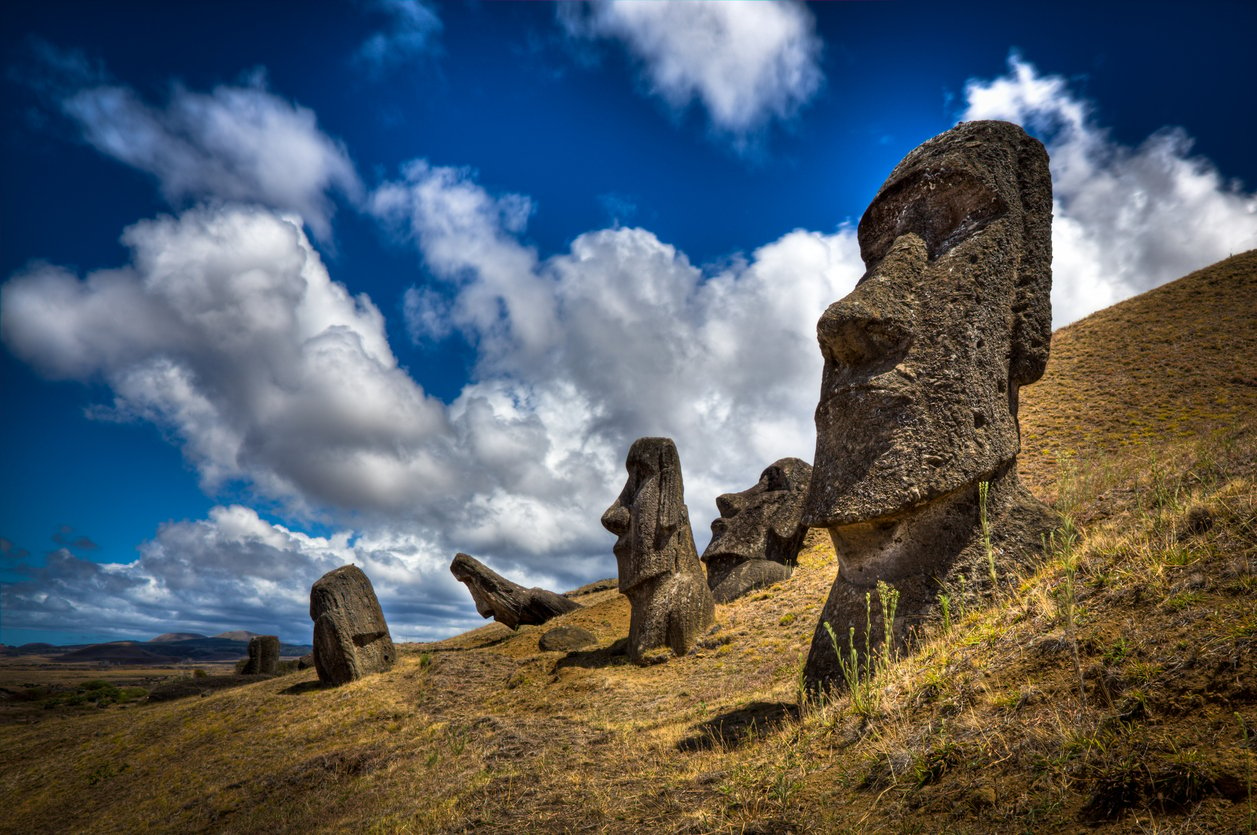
601 437 715 664
803 120 1061 694
701 457 812 603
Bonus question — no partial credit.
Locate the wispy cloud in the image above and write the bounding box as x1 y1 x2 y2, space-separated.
31 45 360 239
355 0 443 75
560 0 823 142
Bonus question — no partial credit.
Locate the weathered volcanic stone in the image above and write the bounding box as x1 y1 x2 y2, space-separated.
242 634 279 675
702 457 813 603
803 120 1060 694
538 625 598 652
450 552 581 630
309 565 395 685
601 437 715 664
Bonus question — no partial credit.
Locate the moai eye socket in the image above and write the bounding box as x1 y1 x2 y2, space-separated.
858 169 1008 264
760 465 788 492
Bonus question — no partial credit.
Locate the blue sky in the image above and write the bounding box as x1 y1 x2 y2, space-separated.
2 0 1255 646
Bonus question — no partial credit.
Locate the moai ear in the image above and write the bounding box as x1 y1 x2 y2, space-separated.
653 439 684 553
1009 132 1053 393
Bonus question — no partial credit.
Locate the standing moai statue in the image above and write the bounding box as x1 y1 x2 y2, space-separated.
450 552 581 630
601 437 714 664
701 457 813 603
309 565 395 685
802 120 1061 694
242 634 280 675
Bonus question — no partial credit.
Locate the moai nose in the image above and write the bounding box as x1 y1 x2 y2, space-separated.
817 292 912 367
601 503 630 536
817 235 922 368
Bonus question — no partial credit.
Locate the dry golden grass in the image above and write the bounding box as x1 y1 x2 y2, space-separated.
1019 249 1257 502
1 252 1254 833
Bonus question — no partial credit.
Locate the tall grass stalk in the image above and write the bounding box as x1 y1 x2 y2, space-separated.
1048 519 1086 708
824 582 900 718
979 480 998 591
877 580 900 671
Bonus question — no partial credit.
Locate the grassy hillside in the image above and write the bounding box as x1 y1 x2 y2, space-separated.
1 253 1254 833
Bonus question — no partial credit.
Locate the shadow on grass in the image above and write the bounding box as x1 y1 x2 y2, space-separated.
280 679 329 696
147 674 278 702
553 637 630 671
677 701 800 752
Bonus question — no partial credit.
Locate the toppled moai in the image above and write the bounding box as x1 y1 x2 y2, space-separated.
701 457 813 603
309 564 395 685
242 634 280 675
450 552 581 630
601 437 714 664
803 120 1060 694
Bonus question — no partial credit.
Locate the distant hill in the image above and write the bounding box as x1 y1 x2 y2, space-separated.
213 630 261 642
55 643 173 665
3 634 313 663
149 632 209 643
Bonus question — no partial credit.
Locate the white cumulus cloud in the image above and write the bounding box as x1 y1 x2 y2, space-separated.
561 0 823 137
55 68 360 238
0 506 477 643
1 205 450 513
964 54 1257 326
371 162 864 549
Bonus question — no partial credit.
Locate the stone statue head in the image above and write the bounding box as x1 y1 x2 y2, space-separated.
704 457 812 570
601 436 693 593
803 120 1052 528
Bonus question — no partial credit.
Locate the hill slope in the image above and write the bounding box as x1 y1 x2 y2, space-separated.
1 253 1254 833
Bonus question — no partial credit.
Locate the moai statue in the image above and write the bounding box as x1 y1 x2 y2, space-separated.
242 634 280 675
309 565 396 685
601 437 715 664
803 120 1060 694
701 457 813 603
450 552 581 630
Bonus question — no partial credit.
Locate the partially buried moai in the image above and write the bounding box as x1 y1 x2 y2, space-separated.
701 457 812 603
242 634 279 675
602 437 714 664
803 120 1060 694
309 564 396 685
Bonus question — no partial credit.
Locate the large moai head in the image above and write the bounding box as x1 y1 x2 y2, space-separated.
601 437 714 662
804 120 1052 531
601 437 696 593
802 121 1057 694
702 457 812 602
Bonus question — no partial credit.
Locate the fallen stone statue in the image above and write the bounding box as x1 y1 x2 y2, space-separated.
309 564 396 686
802 120 1061 694
602 437 714 664
701 457 812 603
450 552 581 630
